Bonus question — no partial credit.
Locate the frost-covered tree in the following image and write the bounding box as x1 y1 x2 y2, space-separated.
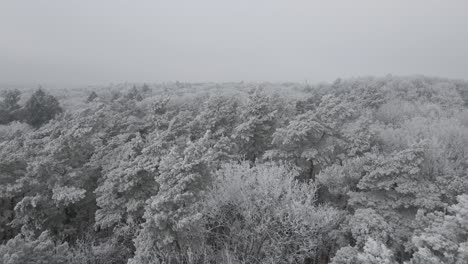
94 132 158 230
0 136 27 242
130 131 220 264
189 95 240 139
357 238 396 264
331 245 360 264
331 238 396 264
316 156 367 197
203 161 344 264
233 88 280 163
266 93 357 182
0 231 70 264
408 195 468 264
266 109 328 179
347 208 393 248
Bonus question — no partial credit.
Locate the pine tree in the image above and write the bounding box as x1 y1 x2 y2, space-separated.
233 88 279 163
0 89 21 124
130 131 215 264
23 88 62 128
86 91 98 102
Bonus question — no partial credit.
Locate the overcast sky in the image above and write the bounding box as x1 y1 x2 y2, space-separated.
1 0 468 85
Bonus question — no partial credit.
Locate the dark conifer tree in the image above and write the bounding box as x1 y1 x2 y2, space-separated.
23 88 62 128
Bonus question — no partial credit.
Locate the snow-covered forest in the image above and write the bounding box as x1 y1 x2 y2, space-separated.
1 75 468 264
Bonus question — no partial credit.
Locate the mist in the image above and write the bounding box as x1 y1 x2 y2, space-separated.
1 0 468 85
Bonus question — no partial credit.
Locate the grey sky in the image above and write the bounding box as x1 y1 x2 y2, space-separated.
1 0 468 85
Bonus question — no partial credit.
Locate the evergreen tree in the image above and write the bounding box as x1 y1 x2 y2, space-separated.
23 88 62 128
86 91 98 102
233 88 279 163
0 89 21 124
130 132 215 264
1 89 21 112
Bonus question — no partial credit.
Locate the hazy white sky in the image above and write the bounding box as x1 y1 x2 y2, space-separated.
1 0 468 85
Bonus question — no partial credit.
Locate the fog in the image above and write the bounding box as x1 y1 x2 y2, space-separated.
1 0 468 85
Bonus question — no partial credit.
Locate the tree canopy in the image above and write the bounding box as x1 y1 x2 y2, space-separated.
1 76 467 264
